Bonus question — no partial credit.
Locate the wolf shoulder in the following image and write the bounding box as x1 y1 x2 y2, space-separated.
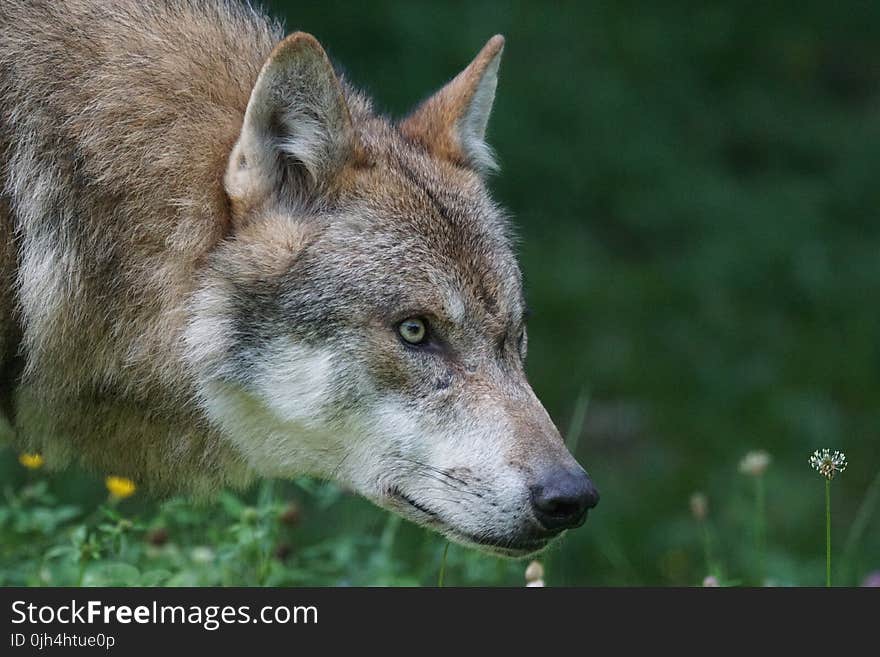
0 0 278 242
0 0 279 454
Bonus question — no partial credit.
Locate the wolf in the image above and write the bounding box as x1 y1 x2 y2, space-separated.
0 0 598 556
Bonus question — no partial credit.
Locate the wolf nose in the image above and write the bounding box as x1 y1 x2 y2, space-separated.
530 468 599 531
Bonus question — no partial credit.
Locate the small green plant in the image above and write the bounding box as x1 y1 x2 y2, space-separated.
739 450 771 584
689 492 713 575
809 449 847 587
2 444 876 587
437 542 449 587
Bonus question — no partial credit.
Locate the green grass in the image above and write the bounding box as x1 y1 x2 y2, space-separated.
0 446 876 586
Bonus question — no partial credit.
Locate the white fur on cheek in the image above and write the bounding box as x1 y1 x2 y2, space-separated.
183 285 235 376
253 337 334 428
190 334 343 478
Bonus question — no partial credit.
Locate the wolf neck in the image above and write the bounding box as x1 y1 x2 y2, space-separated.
0 1 286 487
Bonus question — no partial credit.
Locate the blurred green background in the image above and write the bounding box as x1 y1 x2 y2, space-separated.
2 0 879 586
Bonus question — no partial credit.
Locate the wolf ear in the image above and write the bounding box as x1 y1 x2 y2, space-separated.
226 32 354 202
400 35 504 175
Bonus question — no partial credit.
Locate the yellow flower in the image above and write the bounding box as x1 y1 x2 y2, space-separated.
18 453 45 470
105 476 137 499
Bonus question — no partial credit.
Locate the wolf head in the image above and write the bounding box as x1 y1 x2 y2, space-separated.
185 33 598 557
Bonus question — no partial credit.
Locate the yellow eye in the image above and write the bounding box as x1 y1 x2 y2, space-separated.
398 317 427 345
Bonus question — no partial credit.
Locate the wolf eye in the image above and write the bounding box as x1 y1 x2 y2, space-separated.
398 317 428 345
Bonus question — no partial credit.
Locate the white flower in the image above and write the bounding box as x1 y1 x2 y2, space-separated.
525 560 544 584
739 450 771 476
190 546 215 564
809 449 847 480
689 492 708 521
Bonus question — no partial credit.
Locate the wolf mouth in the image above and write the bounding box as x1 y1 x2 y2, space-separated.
395 489 439 518
389 487 552 558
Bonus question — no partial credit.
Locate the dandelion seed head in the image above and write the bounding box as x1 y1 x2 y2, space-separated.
739 450 771 476
689 492 708 521
809 449 847 480
702 575 720 587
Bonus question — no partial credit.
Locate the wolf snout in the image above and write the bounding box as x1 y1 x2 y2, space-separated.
529 468 599 531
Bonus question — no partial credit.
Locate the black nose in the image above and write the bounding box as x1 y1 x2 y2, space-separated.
530 468 599 531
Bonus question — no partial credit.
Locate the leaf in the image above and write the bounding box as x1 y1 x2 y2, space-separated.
82 563 142 586
218 492 246 518
44 546 76 561
139 569 172 587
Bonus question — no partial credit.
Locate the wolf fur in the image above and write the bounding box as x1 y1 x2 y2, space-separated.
0 0 595 555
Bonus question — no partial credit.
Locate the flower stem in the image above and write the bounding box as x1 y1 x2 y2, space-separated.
755 475 766 584
437 542 449 587
700 521 712 573
77 559 86 587
257 479 276 587
825 478 831 587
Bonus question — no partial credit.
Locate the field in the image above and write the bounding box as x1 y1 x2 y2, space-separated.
1 0 879 586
